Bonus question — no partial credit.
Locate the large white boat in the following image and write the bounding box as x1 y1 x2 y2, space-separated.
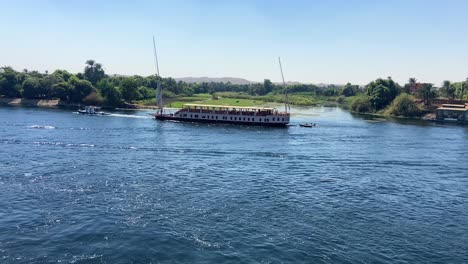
155 104 290 127
151 37 290 127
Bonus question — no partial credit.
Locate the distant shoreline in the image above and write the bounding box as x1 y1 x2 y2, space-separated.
2 96 464 125
0 97 73 108
0 97 134 110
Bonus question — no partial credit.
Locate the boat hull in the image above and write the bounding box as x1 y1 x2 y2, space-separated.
155 115 288 127
78 111 109 116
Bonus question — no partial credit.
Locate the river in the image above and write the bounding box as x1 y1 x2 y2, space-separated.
0 106 467 263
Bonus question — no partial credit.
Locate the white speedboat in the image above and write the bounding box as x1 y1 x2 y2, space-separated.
78 106 110 115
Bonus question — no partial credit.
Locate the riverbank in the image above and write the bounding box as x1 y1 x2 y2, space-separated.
136 92 348 109
0 96 450 124
0 98 65 107
0 97 134 110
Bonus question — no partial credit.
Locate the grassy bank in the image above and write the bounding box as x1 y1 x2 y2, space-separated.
135 92 348 109
136 93 266 108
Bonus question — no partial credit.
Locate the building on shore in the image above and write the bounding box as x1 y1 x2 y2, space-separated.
435 104 468 122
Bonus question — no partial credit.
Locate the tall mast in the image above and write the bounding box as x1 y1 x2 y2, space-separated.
153 36 163 113
153 36 160 76
278 57 289 113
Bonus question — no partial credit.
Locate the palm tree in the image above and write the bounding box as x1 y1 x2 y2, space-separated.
86 60 95 67
84 60 105 85
403 77 417 94
441 80 451 98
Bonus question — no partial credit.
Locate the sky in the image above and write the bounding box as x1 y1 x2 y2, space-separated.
0 0 467 85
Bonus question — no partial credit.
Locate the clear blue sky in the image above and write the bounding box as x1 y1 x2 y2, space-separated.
1 0 467 85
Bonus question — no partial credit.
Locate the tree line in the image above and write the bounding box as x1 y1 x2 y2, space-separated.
348 76 468 117
1 60 467 110
0 60 342 107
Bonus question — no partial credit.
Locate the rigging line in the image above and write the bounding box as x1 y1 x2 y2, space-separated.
153 36 160 76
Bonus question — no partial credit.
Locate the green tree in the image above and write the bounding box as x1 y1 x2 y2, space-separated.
385 93 423 117
366 77 400 110
340 83 358 97
402 78 417 94
69 76 94 102
22 77 42 98
50 82 71 100
0 67 23 97
41 74 63 98
455 80 467 100
351 95 373 113
464 78 468 100
439 80 453 98
120 78 139 102
447 84 456 99
84 60 106 85
137 86 155 100
263 79 274 95
416 83 436 105
52 70 72 82
98 80 122 106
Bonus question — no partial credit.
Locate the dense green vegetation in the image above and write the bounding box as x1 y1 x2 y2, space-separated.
1 61 467 118
350 77 468 117
385 93 423 117
351 95 373 113
366 78 400 110
0 61 341 108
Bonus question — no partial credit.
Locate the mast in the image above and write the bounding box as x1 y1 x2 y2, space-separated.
153 36 163 114
278 57 289 113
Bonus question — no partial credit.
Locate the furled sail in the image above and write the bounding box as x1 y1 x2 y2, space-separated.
278 57 290 113
153 36 163 113
156 81 163 111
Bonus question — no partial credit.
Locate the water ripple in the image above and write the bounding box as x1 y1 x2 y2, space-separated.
1 106 468 263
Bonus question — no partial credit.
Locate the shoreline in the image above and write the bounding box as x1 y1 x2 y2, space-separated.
3 97 464 125
0 97 83 108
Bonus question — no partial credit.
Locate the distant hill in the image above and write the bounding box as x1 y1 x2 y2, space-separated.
174 77 256 85
110 74 343 87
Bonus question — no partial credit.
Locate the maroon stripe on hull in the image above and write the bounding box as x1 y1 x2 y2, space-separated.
155 115 288 127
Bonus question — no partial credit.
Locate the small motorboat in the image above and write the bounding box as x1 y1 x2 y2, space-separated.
299 123 316 128
77 106 110 116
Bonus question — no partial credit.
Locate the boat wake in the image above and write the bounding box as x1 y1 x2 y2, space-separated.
108 114 152 119
28 125 56 129
33 141 95 148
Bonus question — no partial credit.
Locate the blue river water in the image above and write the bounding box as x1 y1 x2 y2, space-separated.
0 106 467 263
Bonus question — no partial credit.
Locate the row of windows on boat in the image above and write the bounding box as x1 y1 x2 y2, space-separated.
183 109 288 116
180 114 286 122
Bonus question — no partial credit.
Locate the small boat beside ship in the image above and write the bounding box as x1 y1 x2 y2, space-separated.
78 106 110 116
299 123 316 128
